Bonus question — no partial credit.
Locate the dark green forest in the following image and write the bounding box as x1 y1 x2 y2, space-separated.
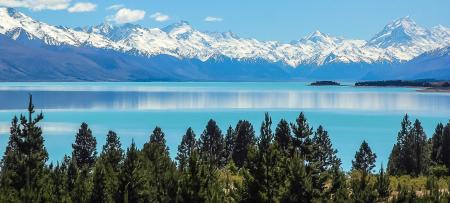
1 96 450 202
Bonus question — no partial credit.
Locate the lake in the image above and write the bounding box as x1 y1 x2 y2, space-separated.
0 82 449 171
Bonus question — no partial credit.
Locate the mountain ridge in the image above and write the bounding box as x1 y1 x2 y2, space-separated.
2 7 449 67
0 7 449 81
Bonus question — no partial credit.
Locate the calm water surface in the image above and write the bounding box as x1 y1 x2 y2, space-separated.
0 82 449 170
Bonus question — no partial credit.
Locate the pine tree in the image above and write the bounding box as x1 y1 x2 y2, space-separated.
352 140 376 174
309 125 339 198
328 163 349 202
49 161 70 202
72 122 97 169
100 130 123 170
66 157 78 197
388 116 430 176
376 164 390 199
198 119 225 167
176 127 197 171
441 121 450 174
0 95 48 202
177 150 224 202
97 130 123 202
387 144 401 175
431 123 444 165
118 141 145 203
141 127 178 202
388 114 413 175
282 152 313 203
223 126 235 165
232 120 256 168
274 118 292 155
72 167 92 203
410 119 429 175
90 162 109 203
290 112 314 159
244 113 285 202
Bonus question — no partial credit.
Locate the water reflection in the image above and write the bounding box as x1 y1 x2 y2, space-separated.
0 89 448 115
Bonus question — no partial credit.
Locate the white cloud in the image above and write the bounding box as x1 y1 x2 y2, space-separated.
150 12 169 22
67 2 96 13
204 16 223 22
113 8 145 24
106 4 123 11
0 0 71 11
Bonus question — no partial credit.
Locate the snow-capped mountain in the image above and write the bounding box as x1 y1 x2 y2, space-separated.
1 7 449 68
0 7 449 82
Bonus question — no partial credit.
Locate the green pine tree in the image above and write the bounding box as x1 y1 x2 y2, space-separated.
198 119 225 167
290 112 314 159
232 120 256 168
309 125 340 199
282 151 313 203
223 126 235 165
442 121 450 174
176 127 197 171
274 118 292 156
141 127 178 202
90 161 110 203
72 122 97 169
244 113 285 202
352 140 377 174
118 141 145 203
0 95 48 202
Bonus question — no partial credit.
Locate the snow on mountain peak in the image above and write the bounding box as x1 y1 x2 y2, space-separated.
0 7 449 67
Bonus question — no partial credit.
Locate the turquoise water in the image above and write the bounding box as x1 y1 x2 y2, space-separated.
0 82 449 171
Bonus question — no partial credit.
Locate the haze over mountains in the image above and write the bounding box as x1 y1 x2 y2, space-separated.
0 7 449 81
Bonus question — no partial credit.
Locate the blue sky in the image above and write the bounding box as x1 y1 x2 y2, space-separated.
2 0 450 42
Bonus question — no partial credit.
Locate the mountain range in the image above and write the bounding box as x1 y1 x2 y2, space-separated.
0 7 449 81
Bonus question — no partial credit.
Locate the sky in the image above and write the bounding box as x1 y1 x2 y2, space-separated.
1 0 450 42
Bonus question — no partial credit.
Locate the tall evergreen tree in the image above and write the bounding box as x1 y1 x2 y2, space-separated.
176 127 197 171
431 123 444 165
141 127 177 202
100 130 123 169
72 122 97 169
72 167 92 203
0 95 48 202
309 125 339 198
388 114 412 175
328 162 349 202
177 150 223 202
244 113 285 202
387 144 401 175
274 118 292 155
198 119 225 167
290 112 314 159
388 116 430 176
282 152 312 203
96 131 123 203
352 140 376 174
410 119 429 175
232 120 256 168
90 162 108 203
66 157 78 197
118 141 145 203
441 121 450 174
223 126 235 165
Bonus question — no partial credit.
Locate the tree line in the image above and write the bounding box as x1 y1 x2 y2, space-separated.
0 95 450 202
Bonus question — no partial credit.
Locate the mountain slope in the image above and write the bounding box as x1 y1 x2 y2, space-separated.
0 7 449 81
